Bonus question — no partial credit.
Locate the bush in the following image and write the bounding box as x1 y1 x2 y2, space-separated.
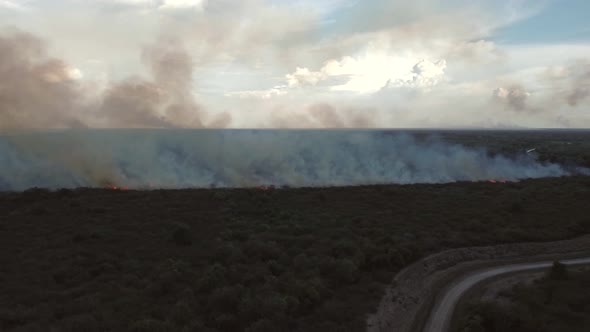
508 201 524 214
547 261 568 280
207 286 243 314
213 313 238 331
129 319 174 332
330 259 358 284
61 314 100 332
170 223 192 246
246 318 276 332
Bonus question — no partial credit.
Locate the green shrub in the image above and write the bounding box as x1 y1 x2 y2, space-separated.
213 313 238 331
169 223 192 246
207 286 244 314
547 261 568 280
61 314 100 332
246 318 276 332
129 319 174 332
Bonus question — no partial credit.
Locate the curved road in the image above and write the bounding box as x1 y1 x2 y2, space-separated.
423 257 590 332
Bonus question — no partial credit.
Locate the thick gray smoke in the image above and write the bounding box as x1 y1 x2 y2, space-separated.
271 104 376 129
0 130 571 191
0 29 230 129
564 61 590 106
492 85 529 111
0 29 86 129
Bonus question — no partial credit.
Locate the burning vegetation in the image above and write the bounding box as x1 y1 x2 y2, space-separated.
2 130 584 192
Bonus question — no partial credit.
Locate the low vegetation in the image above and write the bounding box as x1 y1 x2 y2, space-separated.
0 176 589 331
433 129 590 168
456 263 590 332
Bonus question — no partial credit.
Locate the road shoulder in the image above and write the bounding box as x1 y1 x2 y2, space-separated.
366 235 590 332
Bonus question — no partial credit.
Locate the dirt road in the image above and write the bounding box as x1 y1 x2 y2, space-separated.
422 257 590 332
367 235 590 332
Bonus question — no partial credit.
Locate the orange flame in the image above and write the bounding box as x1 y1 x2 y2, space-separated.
106 185 129 191
487 179 510 184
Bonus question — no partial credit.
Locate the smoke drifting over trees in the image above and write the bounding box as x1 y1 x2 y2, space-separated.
0 130 572 191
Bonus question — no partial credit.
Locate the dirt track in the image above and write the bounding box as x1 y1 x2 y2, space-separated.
366 235 590 332
423 257 590 332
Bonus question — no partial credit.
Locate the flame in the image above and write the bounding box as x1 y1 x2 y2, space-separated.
105 184 129 191
487 179 512 184
257 185 275 191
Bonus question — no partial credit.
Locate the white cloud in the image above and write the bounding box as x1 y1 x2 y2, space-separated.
225 86 287 100
2 0 590 128
405 59 447 88
282 54 447 94
286 67 326 87
0 0 27 10
158 0 206 10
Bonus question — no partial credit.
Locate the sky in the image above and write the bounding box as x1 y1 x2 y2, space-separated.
0 0 589 129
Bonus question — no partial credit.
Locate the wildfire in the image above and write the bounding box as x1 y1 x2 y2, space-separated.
105 184 129 191
257 185 275 191
487 179 513 184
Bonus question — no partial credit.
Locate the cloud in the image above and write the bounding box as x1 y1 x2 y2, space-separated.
158 0 207 10
1 0 589 129
404 59 447 88
448 40 505 63
0 0 26 10
555 61 590 107
225 85 288 100
66 0 207 11
286 67 326 87
492 85 530 111
281 56 447 94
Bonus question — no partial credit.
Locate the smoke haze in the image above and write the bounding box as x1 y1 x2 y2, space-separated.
0 130 571 191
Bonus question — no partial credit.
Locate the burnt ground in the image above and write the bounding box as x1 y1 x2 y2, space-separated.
1 177 590 331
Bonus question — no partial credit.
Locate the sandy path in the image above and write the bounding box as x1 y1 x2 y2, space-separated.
366 235 590 332
422 257 590 332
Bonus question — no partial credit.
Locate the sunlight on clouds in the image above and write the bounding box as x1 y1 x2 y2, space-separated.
1 0 590 128
0 0 26 10
284 54 447 94
225 86 287 100
158 0 206 10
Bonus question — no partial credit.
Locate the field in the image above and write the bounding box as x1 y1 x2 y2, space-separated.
1 130 590 332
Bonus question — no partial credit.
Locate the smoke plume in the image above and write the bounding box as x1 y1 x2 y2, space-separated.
564 61 590 107
271 104 376 129
0 130 572 191
0 28 229 129
492 85 530 111
0 29 86 129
